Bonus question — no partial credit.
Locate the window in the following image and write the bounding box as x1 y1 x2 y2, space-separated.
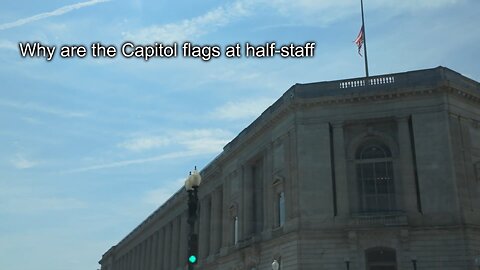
356 142 395 213
278 192 285 227
365 247 397 270
233 216 239 245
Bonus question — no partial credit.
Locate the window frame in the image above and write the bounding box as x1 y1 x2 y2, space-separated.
355 142 396 213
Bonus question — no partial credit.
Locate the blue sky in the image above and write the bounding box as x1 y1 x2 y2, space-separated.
0 0 479 269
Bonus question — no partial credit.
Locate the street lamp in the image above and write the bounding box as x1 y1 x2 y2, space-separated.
272 259 279 270
185 167 202 270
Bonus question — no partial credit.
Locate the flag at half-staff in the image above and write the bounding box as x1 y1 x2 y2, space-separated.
354 25 364 56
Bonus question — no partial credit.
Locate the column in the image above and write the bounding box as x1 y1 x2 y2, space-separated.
221 182 231 249
171 216 180 269
242 165 254 238
130 249 134 270
150 232 158 270
139 241 145 270
253 159 264 234
120 255 125 270
157 228 165 269
209 188 223 255
397 116 421 214
163 223 172 269
137 242 141 270
286 130 299 221
199 197 211 259
116 254 121 270
134 244 140 270
127 250 132 270
178 211 188 269
145 236 152 270
332 122 350 216
112 256 118 270
263 144 274 231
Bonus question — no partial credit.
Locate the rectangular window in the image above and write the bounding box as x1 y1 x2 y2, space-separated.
233 216 238 245
278 192 285 227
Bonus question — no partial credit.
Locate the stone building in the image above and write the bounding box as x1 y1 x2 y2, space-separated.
99 67 480 270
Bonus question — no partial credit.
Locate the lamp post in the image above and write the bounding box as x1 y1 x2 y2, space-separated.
185 167 202 270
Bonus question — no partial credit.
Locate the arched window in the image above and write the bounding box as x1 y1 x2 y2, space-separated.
356 142 395 213
365 247 397 270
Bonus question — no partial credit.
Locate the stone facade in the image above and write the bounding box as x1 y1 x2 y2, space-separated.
99 67 480 270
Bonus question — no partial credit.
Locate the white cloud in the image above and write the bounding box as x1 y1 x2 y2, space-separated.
118 129 232 153
142 178 185 206
119 136 170 151
123 0 459 43
175 128 233 153
21 116 43 125
0 99 88 118
0 39 17 50
123 0 252 43
64 150 197 173
0 0 111 31
262 0 460 25
210 97 276 121
0 186 87 214
67 128 233 173
10 154 39 169
373 0 458 10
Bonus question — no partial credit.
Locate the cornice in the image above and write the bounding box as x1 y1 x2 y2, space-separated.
204 68 480 177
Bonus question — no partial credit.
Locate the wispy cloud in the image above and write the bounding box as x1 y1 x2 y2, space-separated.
124 0 458 43
0 186 87 213
260 0 460 25
0 99 88 118
118 129 232 153
210 97 275 120
372 0 458 10
123 1 252 43
119 136 170 152
0 0 111 31
10 154 39 169
0 39 17 50
67 128 233 173
64 150 197 173
175 128 233 153
142 178 185 206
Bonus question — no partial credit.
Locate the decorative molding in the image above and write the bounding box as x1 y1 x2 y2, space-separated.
229 203 239 218
347 128 399 160
272 174 284 186
331 121 344 129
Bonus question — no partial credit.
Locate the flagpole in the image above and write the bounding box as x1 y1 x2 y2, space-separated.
360 0 369 78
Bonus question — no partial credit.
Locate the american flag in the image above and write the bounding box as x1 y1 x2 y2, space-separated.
354 25 364 56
